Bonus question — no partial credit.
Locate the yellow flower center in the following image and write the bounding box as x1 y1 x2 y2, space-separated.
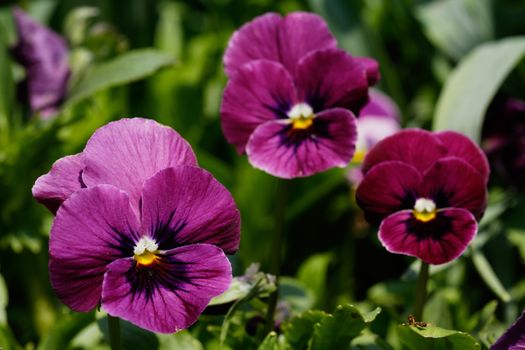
288 103 315 130
133 236 159 266
413 198 437 222
352 149 366 164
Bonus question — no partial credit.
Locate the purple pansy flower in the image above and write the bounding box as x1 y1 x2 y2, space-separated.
491 311 525 350
11 7 70 118
220 12 379 179
348 89 401 185
34 118 241 333
50 165 240 333
356 129 489 265
33 118 197 214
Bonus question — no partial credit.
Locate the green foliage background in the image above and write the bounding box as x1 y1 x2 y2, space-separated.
0 0 524 349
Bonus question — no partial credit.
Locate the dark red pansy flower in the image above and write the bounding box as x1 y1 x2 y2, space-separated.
356 129 489 265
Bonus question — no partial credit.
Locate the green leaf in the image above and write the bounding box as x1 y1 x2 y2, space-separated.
309 305 366 350
297 253 332 307
98 317 159 350
0 26 14 137
351 332 393 350
66 49 174 106
416 0 493 60
0 273 8 326
283 310 328 350
433 37 525 142
508 229 525 263
397 325 480 350
362 307 382 324
470 249 512 302
279 277 316 313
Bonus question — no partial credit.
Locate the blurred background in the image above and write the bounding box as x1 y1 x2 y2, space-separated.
0 0 524 349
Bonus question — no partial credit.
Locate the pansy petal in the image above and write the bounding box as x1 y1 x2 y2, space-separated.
223 12 337 78
223 13 281 78
220 60 298 153
491 311 525 350
362 129 447 174
379 208 477 265
436 131 490 182
359 89 400 121
356 161 421 223
355 57 380 85
49 185 140 312
82 118 197 211
11 8 69 117
141 166 240 254
245 108 357 179
356 116 400 155
101 244 231 334
32 153 85 214
295 48 370 113
278 12 337 74
422 158 487 220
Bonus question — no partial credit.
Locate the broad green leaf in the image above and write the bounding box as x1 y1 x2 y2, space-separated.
470 249 512 302
416 0 493 60
66 49 174 106
309 305 366 350
433 37 525 142
297 253 332 307
397 325 480 350
283 310 328 350
362 307 382 324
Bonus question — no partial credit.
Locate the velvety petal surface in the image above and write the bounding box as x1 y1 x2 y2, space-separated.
278 12 337 75
295 48 370 113
141 166 240 254
356 161 421 223
101 244 232 333
82 118 197 211
245 108 357 178
32 153 85 214
220 60 297 153
49 185 140 312
362 129 448 174
422 158 487 220
379 208 477 265
490 311 525 350
11 8 69 117
223 12 336 78
436 131 490 182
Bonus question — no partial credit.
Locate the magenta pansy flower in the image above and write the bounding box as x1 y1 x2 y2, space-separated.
220 12 379 178
356 129 489 265
490 311 525 350
33 118 240 333
11 8 70 117
33 118 197 214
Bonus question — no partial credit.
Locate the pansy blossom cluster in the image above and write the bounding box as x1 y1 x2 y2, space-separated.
356 129 489 265
220 12 380 178
33 118 240 333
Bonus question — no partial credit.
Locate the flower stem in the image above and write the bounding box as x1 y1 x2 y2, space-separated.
413 261 429 321
107 315 122 350
264 178 288 334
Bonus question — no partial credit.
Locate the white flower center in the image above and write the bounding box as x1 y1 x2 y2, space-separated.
133 236 158 255
287 103 315 130
413 198 437 222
